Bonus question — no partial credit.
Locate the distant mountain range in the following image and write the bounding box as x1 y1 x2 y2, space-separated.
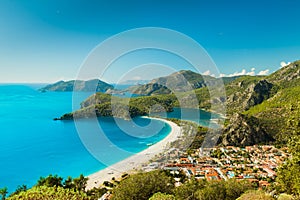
39 79 114 92
127 70 244 95
118 79 150 85
57 60 300 147
127 70 217 95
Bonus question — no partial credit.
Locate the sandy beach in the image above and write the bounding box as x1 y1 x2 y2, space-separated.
86 117 181 189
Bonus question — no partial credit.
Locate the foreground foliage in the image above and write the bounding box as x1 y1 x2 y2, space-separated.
110 170 255 200
276 135 300 197
7 174 106 200
149 192 176 200
237 190 275 200
175 178 254 200
112 170 174 200
7 186 90 200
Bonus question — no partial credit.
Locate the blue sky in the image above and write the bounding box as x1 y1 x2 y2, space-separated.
1 0 300 83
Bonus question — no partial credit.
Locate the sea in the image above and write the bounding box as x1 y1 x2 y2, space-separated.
0 84 216 192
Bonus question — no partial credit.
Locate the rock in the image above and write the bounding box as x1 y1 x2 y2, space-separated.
221 113 273 146
226 79 274 113
244 79 274 109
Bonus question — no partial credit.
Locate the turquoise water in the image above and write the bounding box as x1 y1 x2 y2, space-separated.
154 107 221 128
0 84 171 192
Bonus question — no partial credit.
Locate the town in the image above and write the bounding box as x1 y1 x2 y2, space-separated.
143 144 289 188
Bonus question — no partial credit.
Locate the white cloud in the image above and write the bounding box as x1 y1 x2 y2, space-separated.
246 70 255 76
203 70 211 75
226 69 248 77
257 69 270 76
280 61 291 68
202 70 216 77
219 67 269 77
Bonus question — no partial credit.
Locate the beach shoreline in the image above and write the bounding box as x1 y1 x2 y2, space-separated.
86 117 181 189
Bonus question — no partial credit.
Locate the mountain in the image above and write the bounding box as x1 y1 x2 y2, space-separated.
118 79 150 85
243 84 300 143
224 76 275 113
178 75 273 113
267 60 300 87
58 60 300 146
221 113 273 146
128 71 244 96
39 79 114 92
220 75 245 84
222 61 300 145
57 93 176 120
128 70 217 95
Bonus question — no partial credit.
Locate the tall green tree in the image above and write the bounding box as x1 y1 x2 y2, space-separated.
36 174 63 187
73 174 88 192
0 187 7 200
276 135 300 196
63 176 75 189
9 185 27 197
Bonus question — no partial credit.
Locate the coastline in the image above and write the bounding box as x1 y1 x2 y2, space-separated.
86 117 181 189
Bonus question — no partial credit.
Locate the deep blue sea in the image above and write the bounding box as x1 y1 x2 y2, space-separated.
0 84 172 192
0 84 215 192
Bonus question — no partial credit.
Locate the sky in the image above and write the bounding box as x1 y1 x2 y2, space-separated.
0 0 300 83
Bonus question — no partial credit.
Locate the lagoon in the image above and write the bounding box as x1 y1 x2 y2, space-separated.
0 84 215 192
0 85 171 192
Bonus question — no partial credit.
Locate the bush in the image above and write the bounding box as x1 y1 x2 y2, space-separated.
237 190 274 200
149 192 176 200
7 186 90 200
111 170 174 200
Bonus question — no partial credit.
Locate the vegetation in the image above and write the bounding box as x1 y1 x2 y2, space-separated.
128 70 217 95
7 186 90 200
4 135 299 200
40 79 114 92
109 171 255 200
188 126 209 149
8 185 27 197
149 192 175 200
237 190 275 200
38 59 300 199
174 178 254 200
267 60 300 88
59 93 177 120
0 188 7 200
111 170 174 200
276 135 300 197
216 60 300 146
7 174 106 200
59 60 300 146
244 86 300 144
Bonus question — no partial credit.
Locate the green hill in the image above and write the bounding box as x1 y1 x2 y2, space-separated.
58 60 300 146
58 93 177 120
244 85 300 144
267 60 300 88
222 61 300 145
40 79 114 92
128 70 217 95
